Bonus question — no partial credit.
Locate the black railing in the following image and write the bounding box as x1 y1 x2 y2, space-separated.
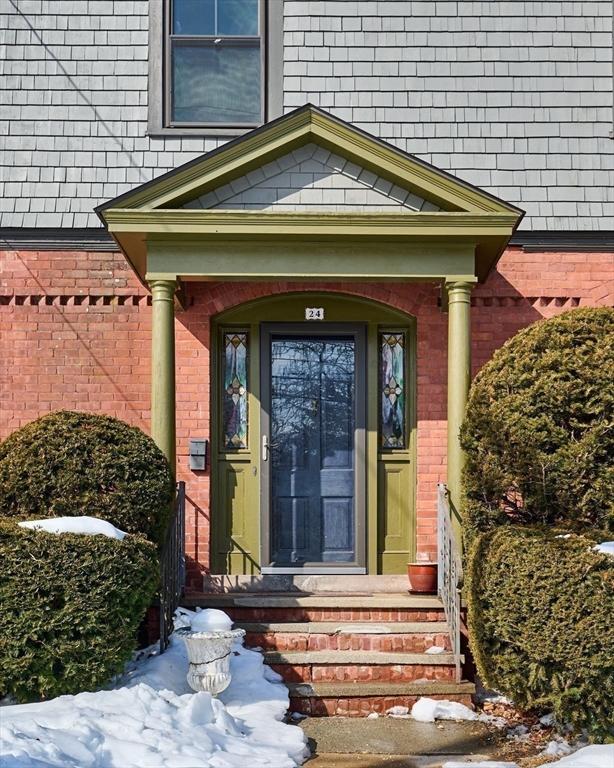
159 480 186 653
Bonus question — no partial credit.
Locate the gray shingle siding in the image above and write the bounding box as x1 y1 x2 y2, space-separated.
0 0 612 230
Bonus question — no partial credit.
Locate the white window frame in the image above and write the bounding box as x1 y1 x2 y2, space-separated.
148 0 283 136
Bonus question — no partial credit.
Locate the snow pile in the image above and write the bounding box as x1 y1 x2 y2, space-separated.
0 608 308 768
442 745 614 768
547 745 614 768
425 645 446 654
18 516 127 540
443 762 518 768
594 541 614 556
411 697 478 723
190 608 234 632
543 738 573 757
386 705 410 718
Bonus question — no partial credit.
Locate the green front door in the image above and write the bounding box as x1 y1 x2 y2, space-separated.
211 292 416 576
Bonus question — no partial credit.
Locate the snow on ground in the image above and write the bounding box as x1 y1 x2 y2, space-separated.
0 607 308 768
594 541 614 556
18 516 126 540
443 762 519 768
442 746 614 768
411 697 478 723
546 745 614 768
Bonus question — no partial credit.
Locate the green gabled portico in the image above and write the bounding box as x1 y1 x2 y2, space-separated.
97 104 523 571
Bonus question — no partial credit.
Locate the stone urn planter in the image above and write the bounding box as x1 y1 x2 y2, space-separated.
178 627 245 695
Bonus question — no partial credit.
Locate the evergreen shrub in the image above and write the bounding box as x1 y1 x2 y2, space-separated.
0 411 175 544
461 307 614 541
467 526 614 739
0 519 158 701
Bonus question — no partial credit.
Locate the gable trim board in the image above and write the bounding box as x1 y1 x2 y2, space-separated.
97 105 523 284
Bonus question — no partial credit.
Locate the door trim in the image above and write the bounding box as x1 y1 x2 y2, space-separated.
260 322 367 572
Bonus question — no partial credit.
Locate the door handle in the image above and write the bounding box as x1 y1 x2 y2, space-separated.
262 435 280 460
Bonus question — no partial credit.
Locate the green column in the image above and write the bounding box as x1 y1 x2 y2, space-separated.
446 280 474 545
149 278 177 475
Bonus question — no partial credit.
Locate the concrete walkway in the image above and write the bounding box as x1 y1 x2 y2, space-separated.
299 717 499 767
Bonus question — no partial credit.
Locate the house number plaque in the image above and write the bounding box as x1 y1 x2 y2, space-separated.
305 307 325 320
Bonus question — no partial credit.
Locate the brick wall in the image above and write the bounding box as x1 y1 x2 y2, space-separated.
1 248 612 584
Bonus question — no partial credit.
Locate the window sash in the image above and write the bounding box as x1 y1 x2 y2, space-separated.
164 0 265 128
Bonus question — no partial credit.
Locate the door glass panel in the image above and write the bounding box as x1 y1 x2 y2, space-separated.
223 331 248 448
270 336 356 564
381 332 406 448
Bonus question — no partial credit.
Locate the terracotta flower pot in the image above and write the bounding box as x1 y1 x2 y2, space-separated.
407 562 438 594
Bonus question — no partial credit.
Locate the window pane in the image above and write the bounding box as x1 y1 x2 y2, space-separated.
381 332 406 449
218 0 259 35
223 332 248 449
173 0 215 35
171 43 261 124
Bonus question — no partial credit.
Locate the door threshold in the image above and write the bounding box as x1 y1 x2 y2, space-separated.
260 566 367 575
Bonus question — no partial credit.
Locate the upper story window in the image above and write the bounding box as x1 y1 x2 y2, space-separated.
149 0 281 135
169 0 263 127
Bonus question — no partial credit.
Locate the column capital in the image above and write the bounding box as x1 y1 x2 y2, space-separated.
445 278 476 294
442 278 476 311
149 278 177 301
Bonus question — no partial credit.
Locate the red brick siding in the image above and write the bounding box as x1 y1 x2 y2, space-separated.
1 247 612 584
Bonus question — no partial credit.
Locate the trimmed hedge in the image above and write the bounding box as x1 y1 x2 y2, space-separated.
461 307 614 541
0 519 159 702
467 526 614 738
0 411 175 545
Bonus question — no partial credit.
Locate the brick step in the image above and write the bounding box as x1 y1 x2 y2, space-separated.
240 621 451 652
265 650 460 683
185 593 445 623
287 681 476 717
231 606 445 622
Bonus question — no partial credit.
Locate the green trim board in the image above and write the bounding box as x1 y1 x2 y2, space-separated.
211 292 417 575
97 105 523 284
145 237 478 282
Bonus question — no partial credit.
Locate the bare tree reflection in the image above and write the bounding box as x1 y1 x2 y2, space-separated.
270 337 356 564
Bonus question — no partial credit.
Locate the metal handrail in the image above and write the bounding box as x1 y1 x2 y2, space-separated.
437 482 463 683
159 480 186 653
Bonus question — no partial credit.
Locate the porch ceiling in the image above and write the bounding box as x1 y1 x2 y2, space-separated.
96 105 523 285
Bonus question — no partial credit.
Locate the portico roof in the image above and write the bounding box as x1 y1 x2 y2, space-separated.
96 104 523 284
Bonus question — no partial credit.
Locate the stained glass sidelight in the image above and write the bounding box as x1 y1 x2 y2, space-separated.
223 332 248 448
381 332 406 448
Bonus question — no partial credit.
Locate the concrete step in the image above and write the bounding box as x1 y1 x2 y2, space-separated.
241 621 451 652
300 717 493 755
187 593 442 609
237 621 450 634
203 574 409 593
288 681 475 697
263 650 458 666
288 681 476 717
